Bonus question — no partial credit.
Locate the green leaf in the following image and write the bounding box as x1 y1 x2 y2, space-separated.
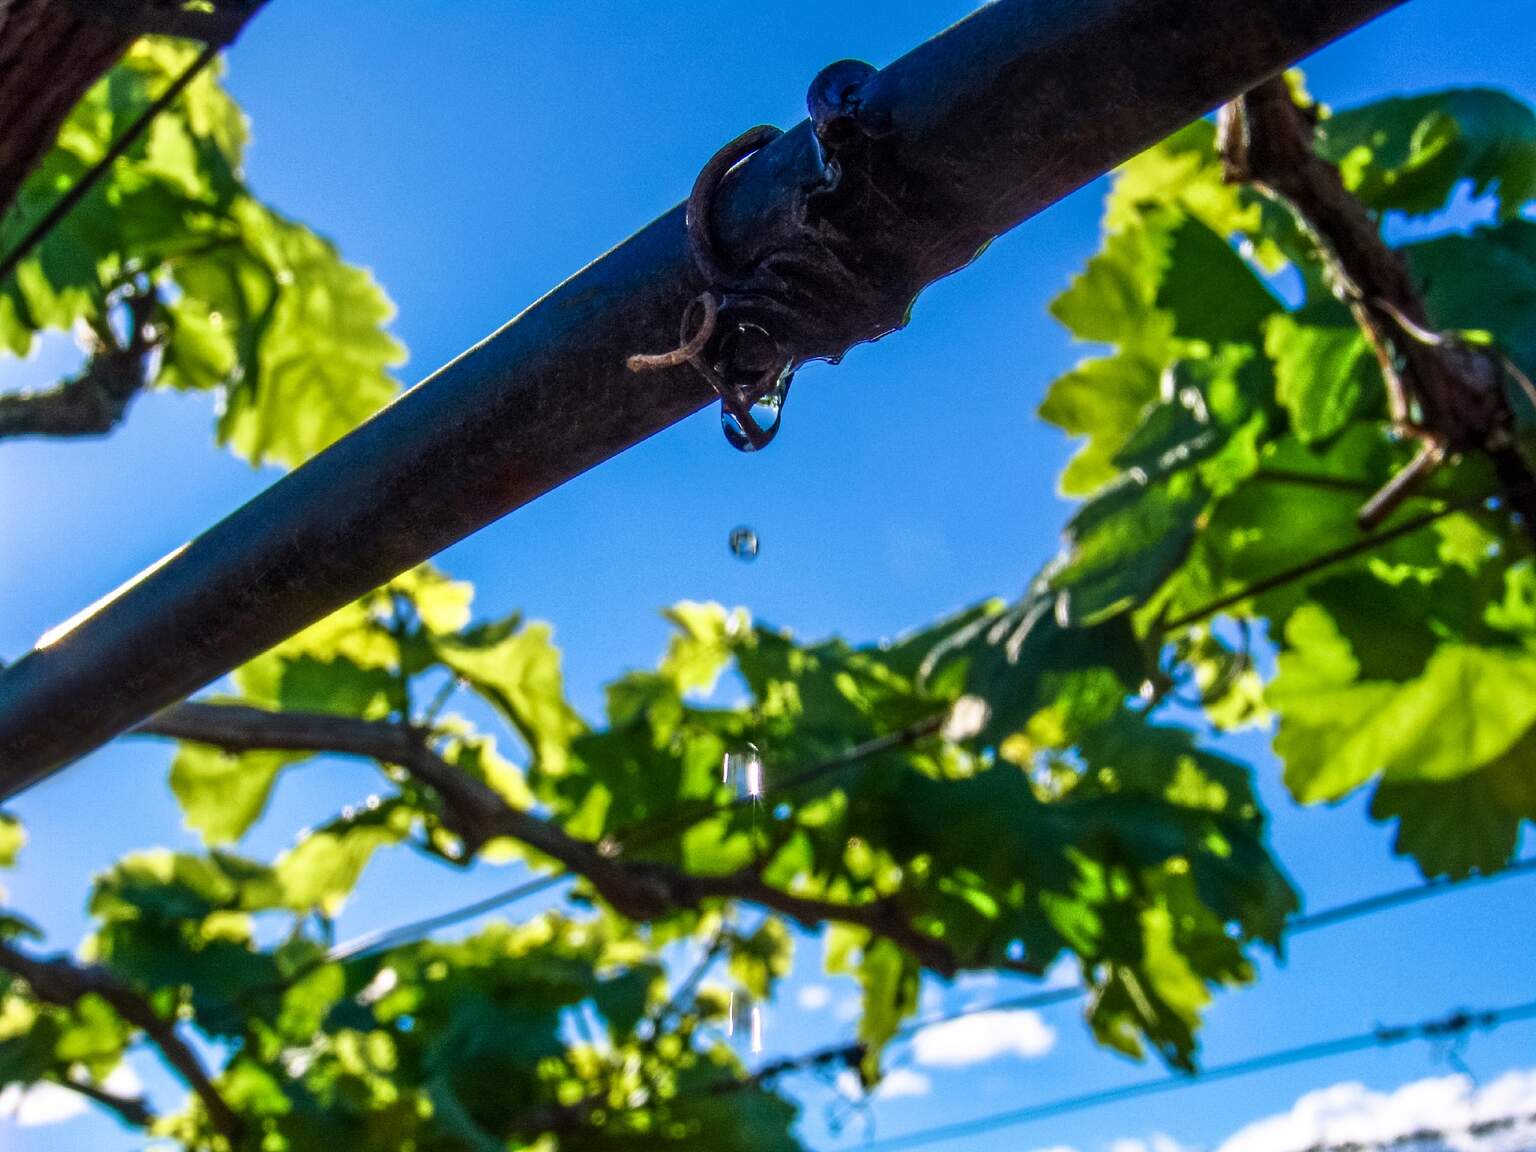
1318 88 1536 219
275 807 411 915
435 622 585 779
1047 434 1215 626
1371 734 1536 878
170 744 307 845
1108 120 1266 245
923 597 1142 747
157 296 238 391
1153 426 1443 626
1405 219 1536 388
440 733 535 815
0 815 23 869
727 919 793 1001
1271 602 1536 803
854 938 919 1085
214 200 404 467
1039 354 1165 496
1155 217 1279 347
1265 315 1378 443
90 849 285 924
660 602 748 695
1051 214 1176 349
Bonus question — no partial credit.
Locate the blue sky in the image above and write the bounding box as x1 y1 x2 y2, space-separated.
3 2 1536 1149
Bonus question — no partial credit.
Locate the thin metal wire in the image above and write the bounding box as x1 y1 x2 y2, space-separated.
746 856 1536 1086
857 999 1536 1152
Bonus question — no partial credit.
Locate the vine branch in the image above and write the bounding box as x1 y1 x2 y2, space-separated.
1218 76 1536 543
136 701 1001 980
52 1075 157 1128
0 290 159 440
1163 497 1480 631
0 938 240 1143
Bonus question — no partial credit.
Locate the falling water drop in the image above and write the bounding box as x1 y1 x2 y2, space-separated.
722 745 766 801
728 526 759 562
726 991 765 1054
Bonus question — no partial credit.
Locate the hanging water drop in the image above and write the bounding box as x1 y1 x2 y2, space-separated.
716 323 793 453
721 374 790 452
729 526 759 562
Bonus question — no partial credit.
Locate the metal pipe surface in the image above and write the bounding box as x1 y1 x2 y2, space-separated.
0 0 1406 795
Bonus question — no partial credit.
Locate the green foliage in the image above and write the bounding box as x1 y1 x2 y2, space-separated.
1404 219 1536 382
1317 88 1536 219
0 40 402 466
5 59 1535 1152
1024 79 1536 882
0 815 23 869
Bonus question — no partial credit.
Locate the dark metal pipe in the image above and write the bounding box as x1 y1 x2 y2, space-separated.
0 0 1405 795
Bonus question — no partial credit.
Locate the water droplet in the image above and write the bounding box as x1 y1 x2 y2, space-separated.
719 334 793 454
723 745 766 800
773 802 792 822
726 991 765 1054
729 526 759 562
722 391 786 451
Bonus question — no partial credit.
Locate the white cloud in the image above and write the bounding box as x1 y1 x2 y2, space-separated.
954 971 999 995
1043 956 1080 990
1217 1068 1536 1152
880 1068 934 1099
0 1083 88 1128
1112 1137 1195 1152
835 1067 934 1101
910 1009 1057 1068
0 1064 142 1128
796 983 832 1012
